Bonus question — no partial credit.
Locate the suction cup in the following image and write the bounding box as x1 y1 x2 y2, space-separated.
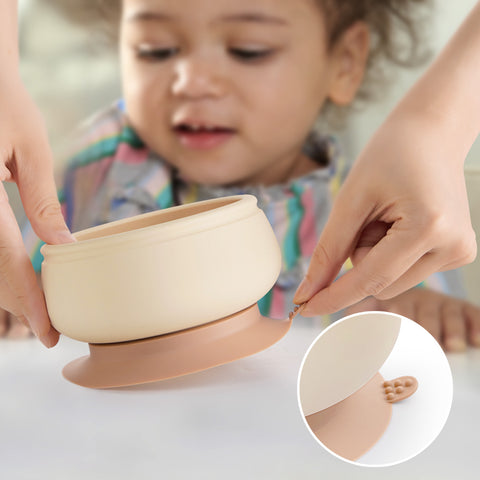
63 304 291 389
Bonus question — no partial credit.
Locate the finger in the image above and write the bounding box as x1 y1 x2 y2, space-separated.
416 295 442 345
438 246 478 272
464 302 480 347
345 296 380 315
0 270 24 317
383 293 416 320
0 307 8 337
350 221 391 265
415 225 476 275
14 133 74 245
6 316 33 339
377 235 477 299
294 191 371 304
301 226 426 316
0 184 58 347
372 252 449 300
375 238 476 300
15 312 30 328
441 297 467 352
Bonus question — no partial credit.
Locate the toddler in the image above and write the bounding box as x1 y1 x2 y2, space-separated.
4 0 480 350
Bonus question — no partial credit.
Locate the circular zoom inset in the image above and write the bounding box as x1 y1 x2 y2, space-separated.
297 311 453 467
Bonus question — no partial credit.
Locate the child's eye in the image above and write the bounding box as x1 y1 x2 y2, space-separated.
135 46 179 61
229 48 274 62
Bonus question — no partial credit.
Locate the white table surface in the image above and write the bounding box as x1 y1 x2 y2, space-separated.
1 318 479 480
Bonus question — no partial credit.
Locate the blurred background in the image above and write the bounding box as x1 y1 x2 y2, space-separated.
9 0 480 301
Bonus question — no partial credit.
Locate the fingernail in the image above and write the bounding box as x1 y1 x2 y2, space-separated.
39 334 51 348
28 320 42 340
28 316 50 346
40 331 58 349
56 230 76 244
472 333 480 347
445 336 467 352
294 279 312 305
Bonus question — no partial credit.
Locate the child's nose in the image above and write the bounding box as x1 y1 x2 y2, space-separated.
171 58 226 99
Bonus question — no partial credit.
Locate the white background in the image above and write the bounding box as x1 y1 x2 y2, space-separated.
361 317 453 466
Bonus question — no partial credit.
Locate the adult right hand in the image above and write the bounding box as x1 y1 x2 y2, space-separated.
294 110 477 315
295 1 480 316
0 76 75 347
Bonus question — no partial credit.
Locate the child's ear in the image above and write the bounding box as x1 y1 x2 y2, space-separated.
327 21 370 106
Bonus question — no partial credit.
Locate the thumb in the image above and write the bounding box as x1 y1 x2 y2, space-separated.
15 139 74 245
293 188 369 305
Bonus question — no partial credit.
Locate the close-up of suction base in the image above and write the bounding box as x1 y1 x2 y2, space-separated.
63 304 292 389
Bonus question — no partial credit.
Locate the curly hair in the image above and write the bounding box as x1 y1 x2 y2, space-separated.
320 0 431 107
51 0 431 115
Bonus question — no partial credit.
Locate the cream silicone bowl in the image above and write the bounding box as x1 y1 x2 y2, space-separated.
41 195 281 344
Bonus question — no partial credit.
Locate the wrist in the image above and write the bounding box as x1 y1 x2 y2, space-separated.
388 1 480 164
0 0 20 71
383 106 469 169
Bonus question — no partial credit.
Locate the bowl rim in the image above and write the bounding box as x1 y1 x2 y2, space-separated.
41 194 258 258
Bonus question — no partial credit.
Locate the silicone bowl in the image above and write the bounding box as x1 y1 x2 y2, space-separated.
41 195 281 343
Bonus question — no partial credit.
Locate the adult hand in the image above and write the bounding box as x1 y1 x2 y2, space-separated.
295 1 480 316
0 76 74 347
294 112 476 315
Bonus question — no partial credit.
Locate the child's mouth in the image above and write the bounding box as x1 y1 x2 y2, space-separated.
173 124 235 150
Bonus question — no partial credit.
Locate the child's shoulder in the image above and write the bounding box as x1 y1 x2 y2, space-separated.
65 100 146 172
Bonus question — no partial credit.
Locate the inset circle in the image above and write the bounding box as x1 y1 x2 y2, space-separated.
297 311 453 467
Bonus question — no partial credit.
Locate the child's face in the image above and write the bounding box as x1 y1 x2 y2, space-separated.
120 0 353 186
